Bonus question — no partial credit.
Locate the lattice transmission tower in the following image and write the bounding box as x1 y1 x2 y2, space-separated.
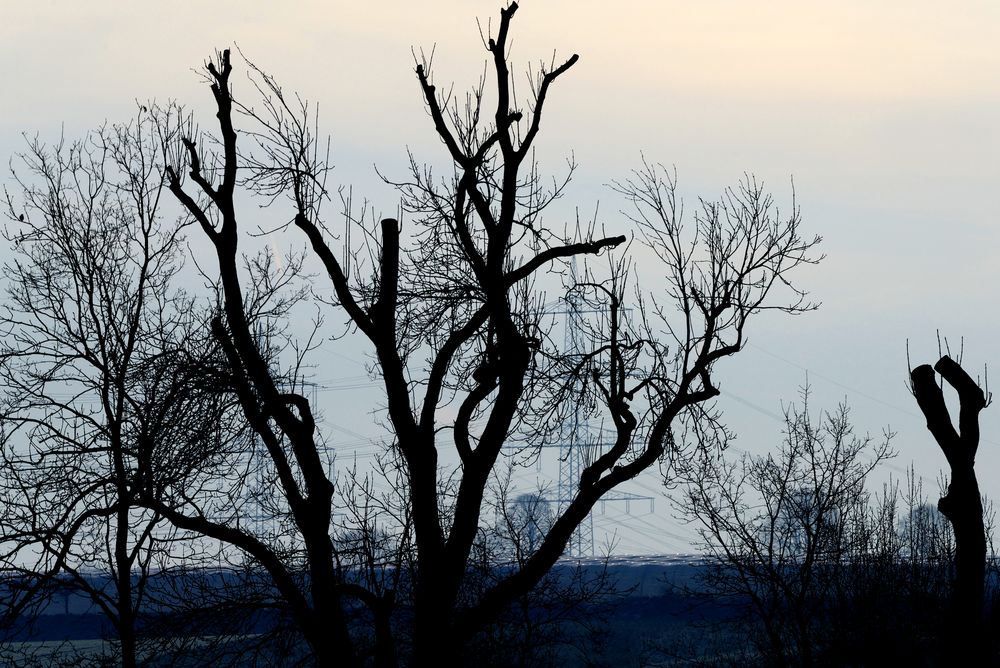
548 260 653 558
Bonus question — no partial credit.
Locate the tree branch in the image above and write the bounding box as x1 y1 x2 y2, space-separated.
911 362 962 468
505 235 626 287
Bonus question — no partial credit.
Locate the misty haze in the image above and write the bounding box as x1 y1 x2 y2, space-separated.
0 1 997 666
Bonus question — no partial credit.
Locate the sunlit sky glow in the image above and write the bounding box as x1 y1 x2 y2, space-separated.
3 1 999 555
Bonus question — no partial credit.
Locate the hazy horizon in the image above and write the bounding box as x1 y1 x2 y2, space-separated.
2 1 998 556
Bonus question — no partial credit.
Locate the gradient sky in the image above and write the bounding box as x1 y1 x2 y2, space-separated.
3 1 999 555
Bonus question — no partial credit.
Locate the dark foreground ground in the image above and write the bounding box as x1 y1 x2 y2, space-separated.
0 557 769 666
6 552 988 666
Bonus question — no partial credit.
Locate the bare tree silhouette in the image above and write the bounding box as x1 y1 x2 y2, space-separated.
910 353 991 660
677 390 896 664
0 106 242 667
155 3 821 664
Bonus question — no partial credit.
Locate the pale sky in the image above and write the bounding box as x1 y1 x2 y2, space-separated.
2 1 999 555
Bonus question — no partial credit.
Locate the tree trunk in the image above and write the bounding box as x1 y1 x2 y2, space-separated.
939 466 987 659
412 591 460 667
119 621 138 668
910 356 989 660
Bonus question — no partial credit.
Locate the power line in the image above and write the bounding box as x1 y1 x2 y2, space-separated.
720 355 944 488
